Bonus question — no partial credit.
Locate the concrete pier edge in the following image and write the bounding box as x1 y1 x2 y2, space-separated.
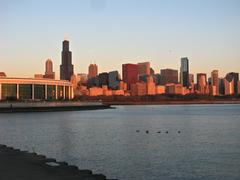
0 144 117 180
0 102 113 113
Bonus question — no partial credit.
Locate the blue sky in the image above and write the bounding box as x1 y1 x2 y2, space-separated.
1 0 240 78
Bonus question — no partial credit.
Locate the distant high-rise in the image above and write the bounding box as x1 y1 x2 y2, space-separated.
224 78 234 95
211 70 219 95
60 39 74 81
122 63 138 89
137 62 150 76
225 72 239 94
197 73 207 94
238 81 240 95
219 78 225 95
77 73 88 85
88 64 98 79
109 71 120 90
160 69 178 85
44 59 55 79
150 68 155 75
197 73 207 86
153 74 161 85
98 72 109 87
189 74 194 84
180 57 189 87
87 77 100 88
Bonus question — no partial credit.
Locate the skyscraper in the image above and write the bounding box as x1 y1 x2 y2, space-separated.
98 72 109 87
180 57 189 87
109 71 120 90
211 70 219 95
197 73 207 94
44 59 55 79
225 72 239 95
238 81 240 95
88 64 98 79
189 74 194 84
219 78 225 95
60 39 74 81
224 78 234 95
122 63 138 89
137 62 150 76
153 74 161 85
160 69 178 85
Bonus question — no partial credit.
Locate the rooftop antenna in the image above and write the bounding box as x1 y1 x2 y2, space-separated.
64 32 69 41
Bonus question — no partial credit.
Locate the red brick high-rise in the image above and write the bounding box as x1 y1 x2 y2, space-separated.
122 63 138 89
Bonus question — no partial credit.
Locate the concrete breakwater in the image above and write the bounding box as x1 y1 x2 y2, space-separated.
0 144 116 180
0 102 112 113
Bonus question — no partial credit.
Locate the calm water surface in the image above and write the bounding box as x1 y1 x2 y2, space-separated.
0 105 240 180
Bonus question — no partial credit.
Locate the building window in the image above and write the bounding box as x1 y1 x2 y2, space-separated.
2 84 17 100
47 85 56 100
58 86 64 99
65 86 69 99
34 85 45 100
19 84 32 100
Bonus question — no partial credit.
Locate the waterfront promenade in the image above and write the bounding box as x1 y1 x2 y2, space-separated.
0 144 114 180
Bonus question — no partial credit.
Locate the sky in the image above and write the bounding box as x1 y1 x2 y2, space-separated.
1 0 240 79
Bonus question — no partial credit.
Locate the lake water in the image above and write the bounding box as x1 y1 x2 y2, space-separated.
0 104 240 180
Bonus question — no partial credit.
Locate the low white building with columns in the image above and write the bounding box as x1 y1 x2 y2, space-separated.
0 77 74 101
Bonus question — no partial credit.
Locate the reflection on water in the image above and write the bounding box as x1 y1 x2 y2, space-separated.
0 104 240 180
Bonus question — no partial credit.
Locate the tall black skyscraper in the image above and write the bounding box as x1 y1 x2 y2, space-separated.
60 39 74 81
180 57 189 87
225 72 239 94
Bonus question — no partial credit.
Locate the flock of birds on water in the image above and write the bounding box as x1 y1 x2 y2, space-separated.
136 130 181 134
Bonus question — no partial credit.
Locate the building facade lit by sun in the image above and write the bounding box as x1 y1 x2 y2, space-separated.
0 77 73 101
44 59 55 79
137 62 150 76
122 63 138 89
88 64 98 79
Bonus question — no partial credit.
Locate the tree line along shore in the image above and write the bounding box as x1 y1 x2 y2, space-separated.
75 94 240 104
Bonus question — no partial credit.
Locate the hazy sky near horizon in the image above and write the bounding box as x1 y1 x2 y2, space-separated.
1 0 240 79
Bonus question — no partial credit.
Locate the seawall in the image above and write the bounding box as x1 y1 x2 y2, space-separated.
0 144 116 180
0 102 112 113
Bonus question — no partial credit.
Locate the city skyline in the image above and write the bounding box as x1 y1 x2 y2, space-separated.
1 37 239 81
1 0 240 78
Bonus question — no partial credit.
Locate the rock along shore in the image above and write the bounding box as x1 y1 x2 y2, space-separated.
0 144 116 180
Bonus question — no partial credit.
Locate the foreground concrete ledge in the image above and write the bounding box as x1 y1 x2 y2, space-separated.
0 144 117 180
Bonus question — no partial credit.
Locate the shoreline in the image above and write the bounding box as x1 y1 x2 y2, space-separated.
103 100 240 105
0 144 114 180
0 100 239 113
0 102 112 113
